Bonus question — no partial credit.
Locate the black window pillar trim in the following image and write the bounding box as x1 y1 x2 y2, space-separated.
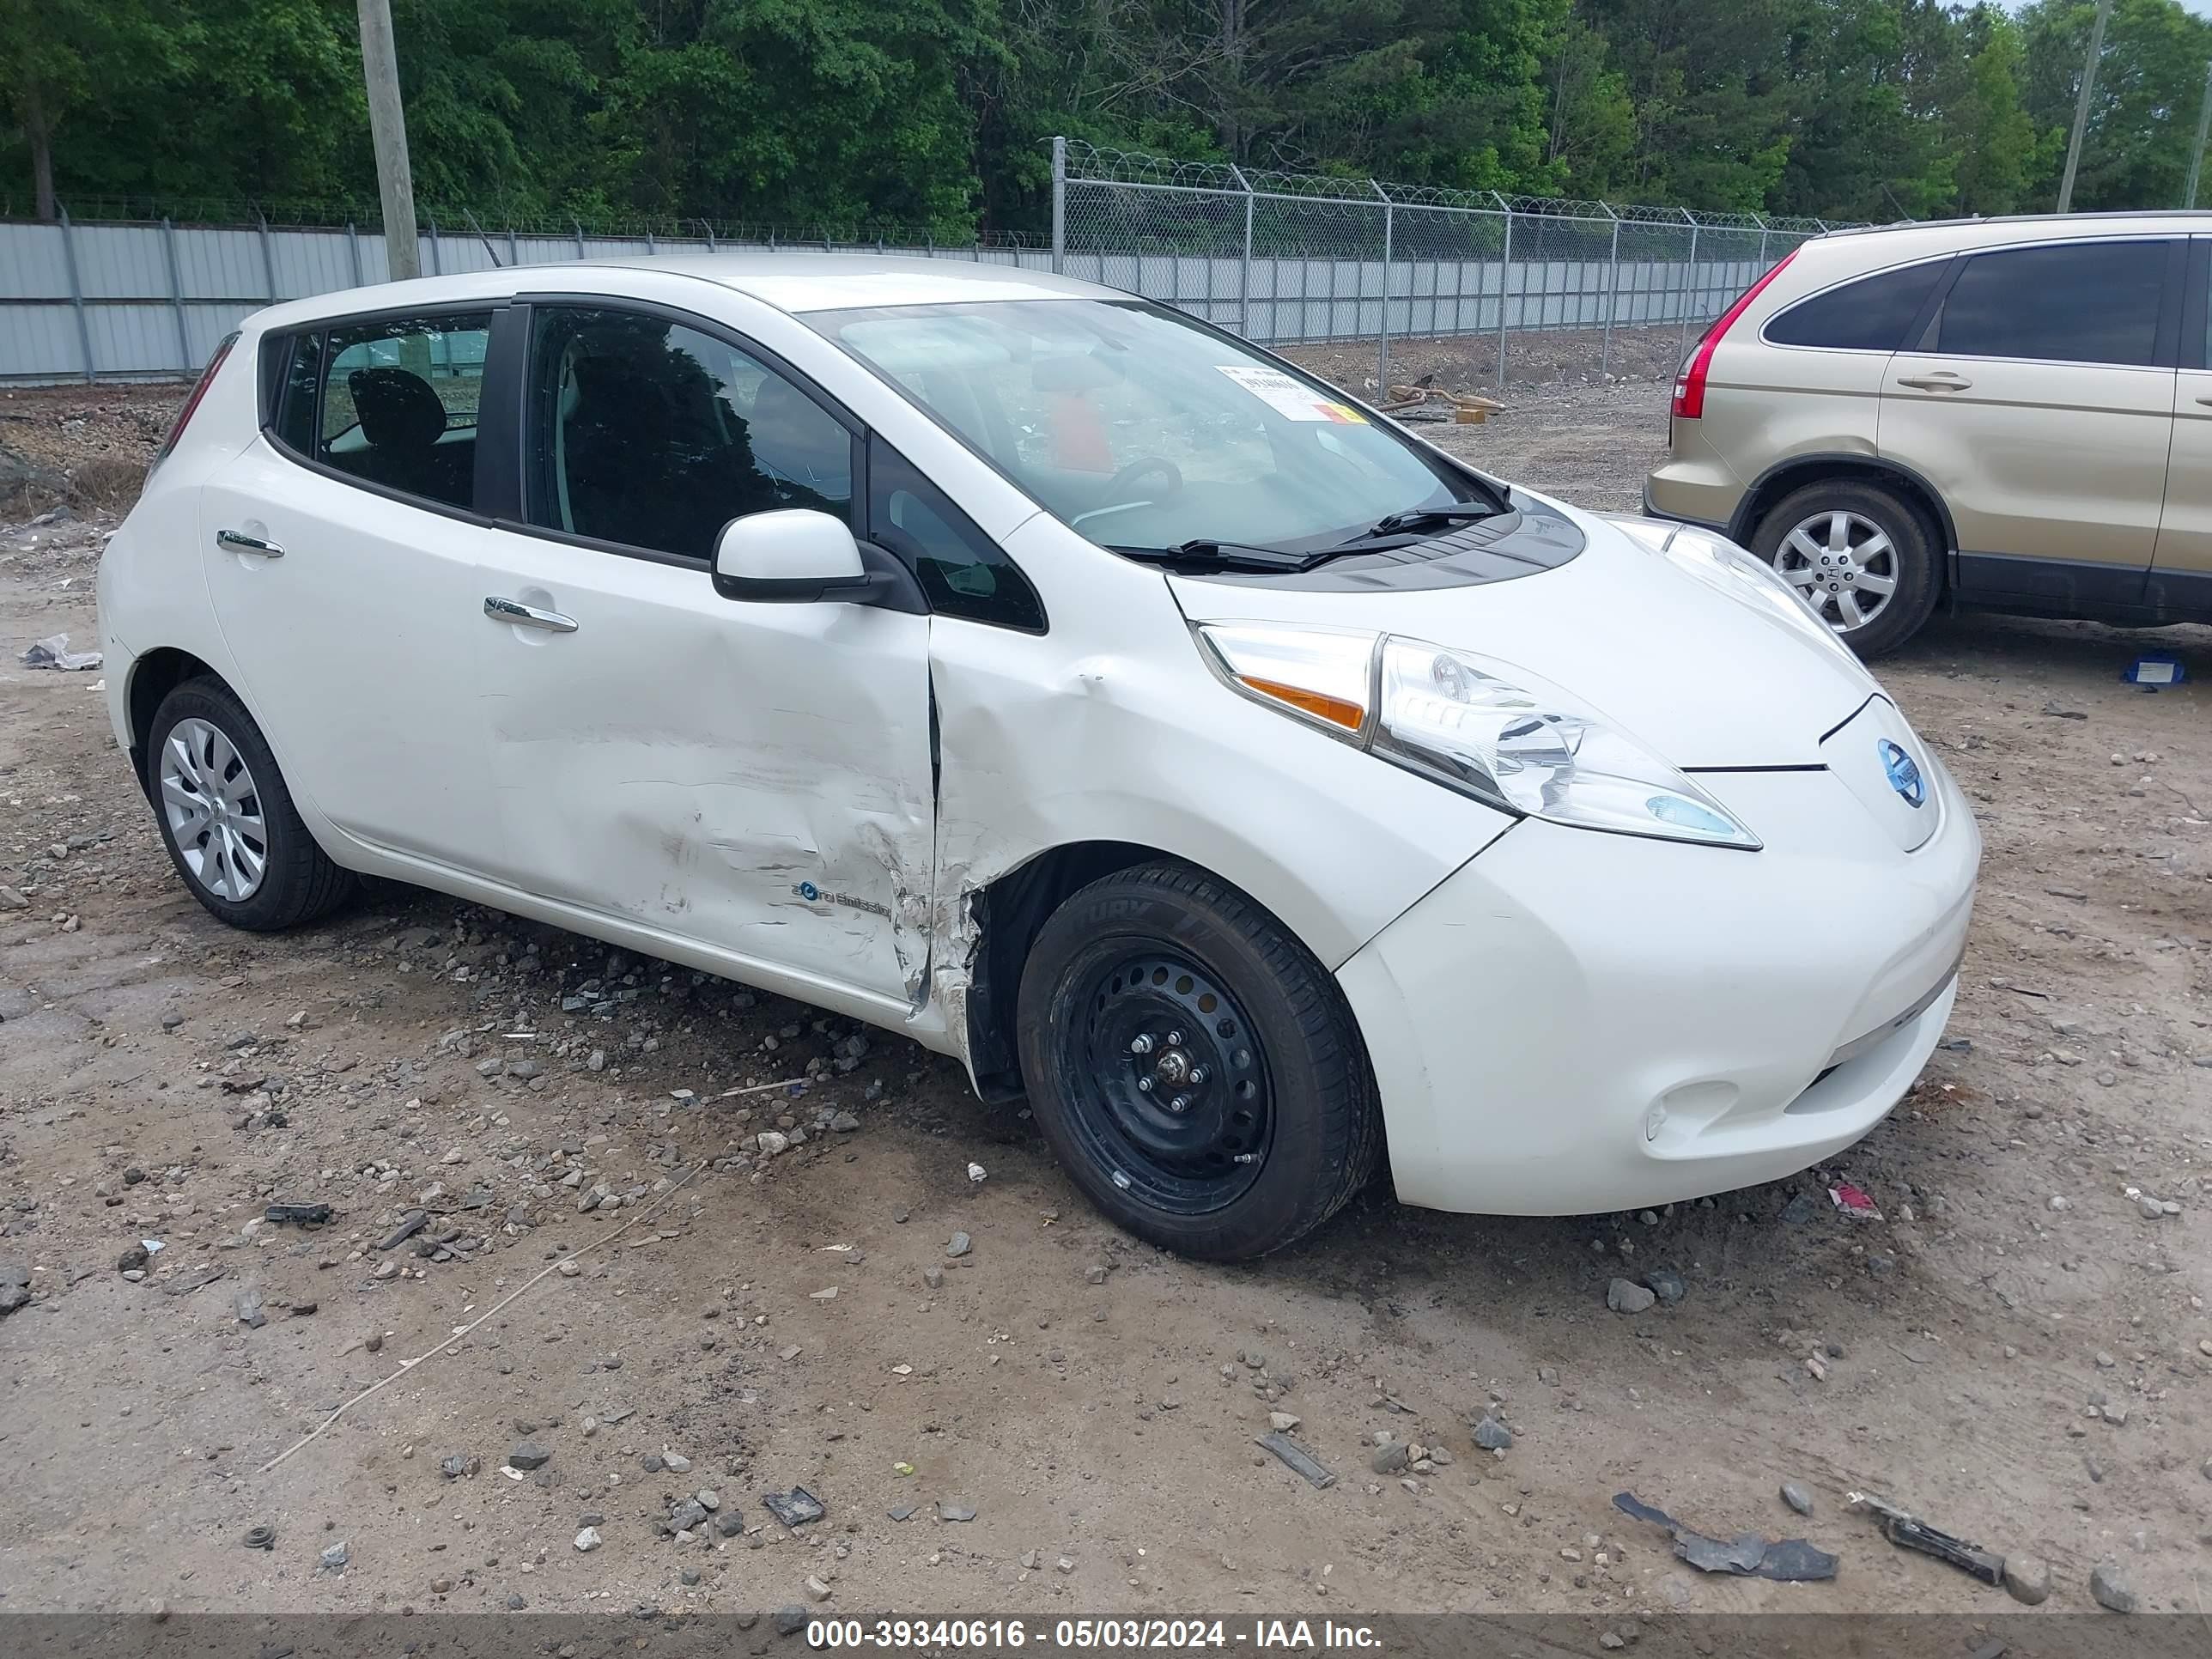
475 302 529 522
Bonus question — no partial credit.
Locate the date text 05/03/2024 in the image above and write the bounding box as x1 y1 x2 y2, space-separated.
806 1618 1384 1650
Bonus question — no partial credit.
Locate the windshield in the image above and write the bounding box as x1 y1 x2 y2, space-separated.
805 298 1494 558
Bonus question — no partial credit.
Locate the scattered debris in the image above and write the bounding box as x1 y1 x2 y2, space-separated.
763 1486 825 1528
319 1541 349 1571
1607 1278 1656 1314
234 1288 265 1328
966 1162 987 1186
264 1202 334 1226
1613 1492 1838 1582
2039 701 2088 720
241 1525 276 1551
2090 1561 2138 1613
2003 1553 2050 1606
375 1211 429 1250
507 1442 550 1472
1255 1431 1337 1490
1847 1492 2002 1586
1828 1181 1883 1220
21 632 100 671
935 1500 977 1522
1779 1481 1814 1516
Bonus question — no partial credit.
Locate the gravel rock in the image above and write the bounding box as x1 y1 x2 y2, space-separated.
775 1607 809 1635
663 1451 692 1474
1606 1278 1656 1314
1779 1481 1814 1516
1472 1415 1513 1451
1370 1442 1410 1474
574 1527 602 1553
806 1574 833 1601
504 1442 551 1473
669 1498 708 1532
319 1542 349 1571
2090 1561 2138 1613
2003 1553 2051 1606
947 1232 972 1259
1644 1267 1686 1305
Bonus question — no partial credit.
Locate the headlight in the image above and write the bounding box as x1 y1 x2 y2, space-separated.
1195 623 1761 850
1602 514 1869 673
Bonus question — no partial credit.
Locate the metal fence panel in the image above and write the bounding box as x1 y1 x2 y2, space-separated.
0 143 1851 384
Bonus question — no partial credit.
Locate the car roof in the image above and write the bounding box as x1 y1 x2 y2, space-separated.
1825 210 2212 240
248 252 1118 334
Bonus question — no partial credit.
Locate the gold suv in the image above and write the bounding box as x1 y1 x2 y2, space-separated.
1644 213 2212 655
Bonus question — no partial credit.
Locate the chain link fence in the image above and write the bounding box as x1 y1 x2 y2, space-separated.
1052 141 1850 392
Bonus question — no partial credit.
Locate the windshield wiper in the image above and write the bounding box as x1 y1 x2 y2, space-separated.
1357 503 1500 540
1111 539 1312 572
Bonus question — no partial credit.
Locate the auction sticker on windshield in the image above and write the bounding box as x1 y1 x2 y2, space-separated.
1215 365 1367 423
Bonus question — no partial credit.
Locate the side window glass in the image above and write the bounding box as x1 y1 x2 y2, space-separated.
274 331 324 454
1933 242 2167 367
526 307 854 560
312 313 490 509
1764 261 1946 351
869 437 1045 630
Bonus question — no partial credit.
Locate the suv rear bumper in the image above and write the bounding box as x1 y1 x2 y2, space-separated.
1639 478 1728 535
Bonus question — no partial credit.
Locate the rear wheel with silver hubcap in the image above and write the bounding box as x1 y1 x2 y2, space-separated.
1016 860 1381 1261
1777 508 1898 635
1752 478 1940 659
146 678 355 931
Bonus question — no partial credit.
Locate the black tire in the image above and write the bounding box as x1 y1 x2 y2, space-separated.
1751 478 1941 659
1014 860 1381 1261
144 677 355 931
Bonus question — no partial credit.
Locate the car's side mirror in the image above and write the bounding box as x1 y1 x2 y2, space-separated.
711 509 874 604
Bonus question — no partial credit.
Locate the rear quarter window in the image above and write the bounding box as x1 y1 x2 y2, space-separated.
1763 260 1948 352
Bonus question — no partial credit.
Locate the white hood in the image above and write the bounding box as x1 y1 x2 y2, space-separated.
1166 499 1879 769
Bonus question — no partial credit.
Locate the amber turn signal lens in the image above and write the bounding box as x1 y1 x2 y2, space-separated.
1239 676 1365 732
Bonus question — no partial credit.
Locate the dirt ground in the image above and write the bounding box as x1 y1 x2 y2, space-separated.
2 362 2210 1630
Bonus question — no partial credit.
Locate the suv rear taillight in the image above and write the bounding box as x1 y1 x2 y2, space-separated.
1672 249 1797 421
150 332 240 474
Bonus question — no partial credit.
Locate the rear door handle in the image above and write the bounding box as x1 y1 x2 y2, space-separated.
216 528 284 557
2194 396 2212 407
484 596 578 633
1896 372 1972 392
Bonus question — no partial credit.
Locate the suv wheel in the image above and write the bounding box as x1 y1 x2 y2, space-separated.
147 678 355 931
1015 860 1381 1261
1752 479 1940 657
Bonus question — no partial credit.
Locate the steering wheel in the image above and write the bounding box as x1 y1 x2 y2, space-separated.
1101 457 1183 504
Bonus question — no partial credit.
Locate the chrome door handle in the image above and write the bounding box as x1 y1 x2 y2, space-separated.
483 596 578 633
216 528 285 557
1896 372 1971 392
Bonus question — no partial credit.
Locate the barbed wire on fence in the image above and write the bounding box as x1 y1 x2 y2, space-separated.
1059 139 1854 233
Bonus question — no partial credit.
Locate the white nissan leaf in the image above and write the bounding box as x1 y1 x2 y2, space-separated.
97 257 1979 1260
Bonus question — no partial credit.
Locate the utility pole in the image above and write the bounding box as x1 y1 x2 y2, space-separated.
2057 0 2114 214
356 0 420 280
2189 63 2212 209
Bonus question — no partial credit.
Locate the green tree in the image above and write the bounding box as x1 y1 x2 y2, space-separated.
0 0 183 217
2021 0 2212 210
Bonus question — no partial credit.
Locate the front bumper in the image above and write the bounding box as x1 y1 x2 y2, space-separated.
1338 755 1979 1215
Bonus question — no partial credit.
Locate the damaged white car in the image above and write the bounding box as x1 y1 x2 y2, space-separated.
99 257 1979 1260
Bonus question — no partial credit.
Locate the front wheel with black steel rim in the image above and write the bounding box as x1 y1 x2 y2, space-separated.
146 678 355 931
1751 478 1940 659
1015 860 1382 1261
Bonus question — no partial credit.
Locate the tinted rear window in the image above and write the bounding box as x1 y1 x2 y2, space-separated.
1764 261 1947 351
1933 240 2168 366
